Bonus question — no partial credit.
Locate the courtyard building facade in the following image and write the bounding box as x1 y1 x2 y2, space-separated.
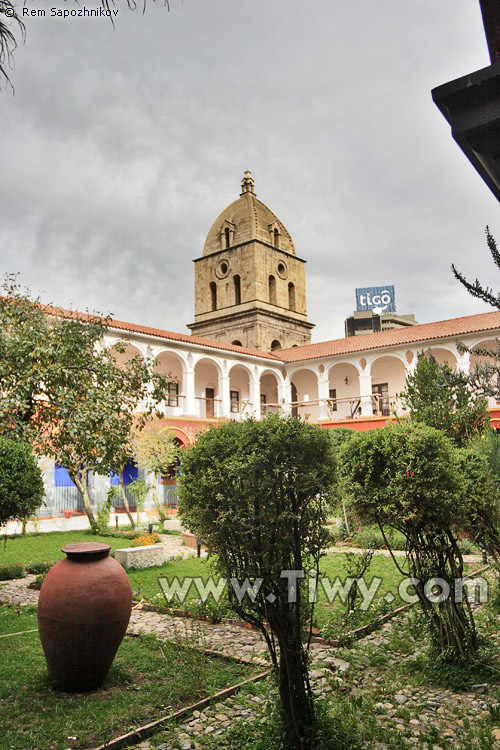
34 174 500 517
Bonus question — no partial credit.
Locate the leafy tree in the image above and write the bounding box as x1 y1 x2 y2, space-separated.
341 421 484 662
178 415 336 750
452 227 500 309
399 350 489 447
460 434 500 566
451 227 500 397
0 436 44 527
132 424 182 527
0 276 172 530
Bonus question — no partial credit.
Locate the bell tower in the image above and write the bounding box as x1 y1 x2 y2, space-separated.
188 172 314 352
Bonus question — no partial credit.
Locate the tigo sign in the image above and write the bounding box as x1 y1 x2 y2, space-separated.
356 286 395 313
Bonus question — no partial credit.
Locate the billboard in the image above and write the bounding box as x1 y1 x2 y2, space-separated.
356 285 396 313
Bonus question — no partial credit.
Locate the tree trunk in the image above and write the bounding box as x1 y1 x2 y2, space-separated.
268 611 314 750
71 470 97 531
152 480 167 525
118 468 136 529
277 636 314 750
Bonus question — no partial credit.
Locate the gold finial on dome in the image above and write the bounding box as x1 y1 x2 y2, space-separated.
240 170 255 195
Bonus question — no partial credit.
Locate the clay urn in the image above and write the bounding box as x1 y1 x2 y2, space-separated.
37 541 132 692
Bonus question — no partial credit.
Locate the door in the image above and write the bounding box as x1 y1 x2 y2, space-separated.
205 387 215 418
372 383 389 416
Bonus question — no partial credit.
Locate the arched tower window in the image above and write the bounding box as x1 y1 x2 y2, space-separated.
224 227 231 249
210 282 217 311
268 275 276 305
288 282 296 311
273 228 280 248
234 275 241 305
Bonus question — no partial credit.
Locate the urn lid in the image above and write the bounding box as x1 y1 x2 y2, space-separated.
62 542 111 559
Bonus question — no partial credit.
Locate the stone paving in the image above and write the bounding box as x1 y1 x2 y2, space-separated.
0 544 496 750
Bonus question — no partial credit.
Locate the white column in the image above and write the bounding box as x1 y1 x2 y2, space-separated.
317 372 330 421
249 378 261 419
359 371 373 417
456 350 471 374
279 381 292 415
220 374 231 418
183 367 196 416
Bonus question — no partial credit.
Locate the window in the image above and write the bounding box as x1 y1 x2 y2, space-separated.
271 339 282 351
224 227 231 249
210 282 217 311
288 282 296 310
268 275 276 305
234 274 241 305
232 340 243 346
230 390 240 413
273 228 280 248
372 383 390 416
329 388 337 412
166 382 179 407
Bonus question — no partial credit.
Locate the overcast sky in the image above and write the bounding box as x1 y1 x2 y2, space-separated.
1 0 499 344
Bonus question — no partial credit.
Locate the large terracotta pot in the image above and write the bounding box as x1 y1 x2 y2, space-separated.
38 542 132 692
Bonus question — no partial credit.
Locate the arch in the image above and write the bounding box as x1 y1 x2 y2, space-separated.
288 282 296 311
268 275 276 305
470 338 499 370
227 360 254 378
370 355 407 416
470 339 499 402
328 363 361 420
232 340 243 347
260 370 280 415
194 356 223 419
210 281 217 311
271 339 282 351
229 364 251 418
288 368 319 421
155 350 185 413
234 274 241 305
426 347 458 368
111 342 143 368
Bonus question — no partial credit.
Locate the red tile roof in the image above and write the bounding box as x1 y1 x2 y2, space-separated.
43 305 500 364
275 311 500 363
43 305 281 361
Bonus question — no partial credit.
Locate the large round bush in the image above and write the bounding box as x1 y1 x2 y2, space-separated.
0 437 44 526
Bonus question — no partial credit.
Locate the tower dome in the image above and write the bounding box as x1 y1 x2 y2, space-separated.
203 171 296 256
189 172 314 352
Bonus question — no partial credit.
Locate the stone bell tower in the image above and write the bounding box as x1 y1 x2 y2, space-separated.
188 172 314 352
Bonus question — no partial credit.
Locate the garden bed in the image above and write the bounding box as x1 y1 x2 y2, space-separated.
0 604 256 750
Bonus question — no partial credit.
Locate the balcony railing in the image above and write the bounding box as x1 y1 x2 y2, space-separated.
162 395 185 417
260 403 284 416
324 394 404 421
195 396 222 419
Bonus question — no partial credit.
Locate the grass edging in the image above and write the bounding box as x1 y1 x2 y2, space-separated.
91 670 270 750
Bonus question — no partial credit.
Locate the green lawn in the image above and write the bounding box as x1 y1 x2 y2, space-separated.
0 531 480 632
0 529 136 567
0 603 253 750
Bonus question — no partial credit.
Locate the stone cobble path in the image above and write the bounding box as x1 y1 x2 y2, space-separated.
1 564 498 749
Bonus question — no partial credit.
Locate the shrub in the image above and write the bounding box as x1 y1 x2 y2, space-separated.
0 564 26 580
130 533 160 547
0 437 44 527
341 421 486 662
179 415 337 750
25 561 56 575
